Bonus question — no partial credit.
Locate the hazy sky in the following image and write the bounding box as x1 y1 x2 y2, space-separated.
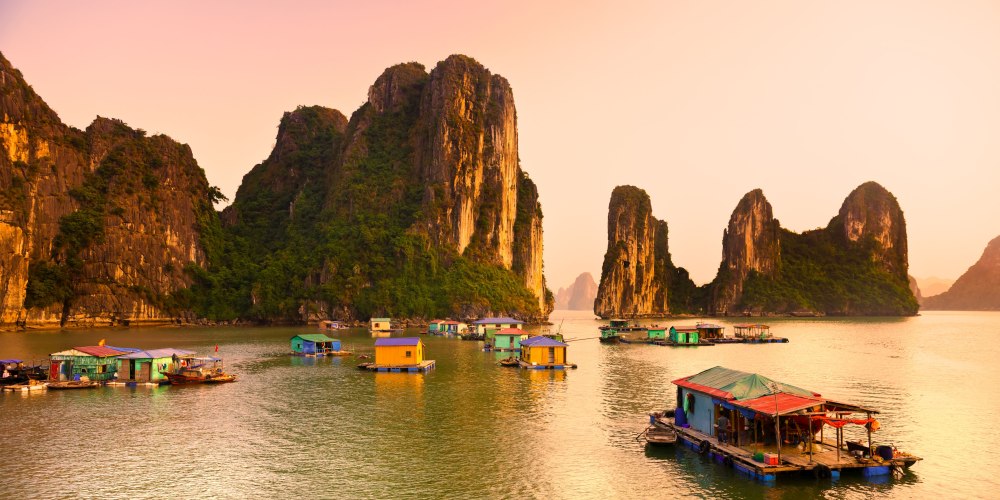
2 1 998 290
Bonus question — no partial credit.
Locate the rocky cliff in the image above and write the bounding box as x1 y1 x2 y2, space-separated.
213 55 551 321
0 52 219 328
709 189 780 314
594 186 696 318
708 181 917 316
555 272 598 310
924 236 1000 310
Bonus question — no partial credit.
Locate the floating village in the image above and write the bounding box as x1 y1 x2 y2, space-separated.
1 315 919 484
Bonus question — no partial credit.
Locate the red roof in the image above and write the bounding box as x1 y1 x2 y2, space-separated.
443 321 460 325
731 393 825 416
672 377 734 400
498 328 526 335
74 345 130 357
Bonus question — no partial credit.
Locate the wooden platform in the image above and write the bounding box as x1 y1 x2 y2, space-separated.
516 360 577 370
665 419 918 482
362 360 436 373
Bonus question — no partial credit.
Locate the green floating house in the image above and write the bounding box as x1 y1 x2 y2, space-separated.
49 346 134 382
290 334 342 356
646 328 667 341
669 326 700 345
493 328 529 351
117 348 195 383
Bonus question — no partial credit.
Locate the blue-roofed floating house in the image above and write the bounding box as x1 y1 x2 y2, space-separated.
362 337 435 372
518 336 576 370
473 317 524 339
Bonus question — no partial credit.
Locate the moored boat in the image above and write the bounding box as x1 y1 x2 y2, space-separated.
164 357 234 385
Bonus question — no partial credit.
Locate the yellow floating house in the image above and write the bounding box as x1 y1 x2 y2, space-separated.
368 337 435 372
518 336 576 370
370 318 392 332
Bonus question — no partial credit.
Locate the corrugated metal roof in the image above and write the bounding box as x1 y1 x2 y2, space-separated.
291 334 337 343
673 366 820 401
472 317 523 324
497 328 527 335
520 336 567 347
118 348 196 360
0 359 22 364
732 393 826 416
370 318 391 322
105 345 142 353
72 346 132 357
374 337 420 347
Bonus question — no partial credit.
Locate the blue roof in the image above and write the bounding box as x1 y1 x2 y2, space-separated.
0 359 22 364
520 336 567 347
374 337 420 347
105 346 142 353
472 317 523 324
118 348 195 360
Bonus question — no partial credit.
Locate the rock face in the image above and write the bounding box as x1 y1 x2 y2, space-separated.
595 186 674 318
0 52 219 329
219 55 551 321
555 272 598 310
710 189 780 314
924 236 1000 310
708 181 917 316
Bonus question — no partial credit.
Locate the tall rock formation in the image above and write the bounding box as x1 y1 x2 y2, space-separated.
708 181 917 316
594 186 695 318
217 55 551 321
0 52 219 328
924 236 1000 310
555 272 598 310
710 189 780 314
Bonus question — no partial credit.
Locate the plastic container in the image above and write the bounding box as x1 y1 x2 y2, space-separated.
763 453 779 465
875 445 894 461
753 452 765 462
674 407 687 426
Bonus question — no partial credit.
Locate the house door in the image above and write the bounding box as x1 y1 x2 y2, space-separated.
49 361 60 381
129 360 136 380
138 362 151 382
548 347 555 364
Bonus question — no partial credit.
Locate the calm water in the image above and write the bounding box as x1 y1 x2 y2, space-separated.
1 311 999 499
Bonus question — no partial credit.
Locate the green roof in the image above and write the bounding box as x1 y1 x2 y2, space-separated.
292 334 337 343
686 366 815 400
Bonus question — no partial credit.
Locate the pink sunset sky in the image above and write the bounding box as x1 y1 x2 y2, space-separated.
2 1 999 291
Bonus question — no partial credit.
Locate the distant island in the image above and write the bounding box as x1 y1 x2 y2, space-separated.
595 182 918 317
554 272 598 310
922 235 1000 310
0 53 552 329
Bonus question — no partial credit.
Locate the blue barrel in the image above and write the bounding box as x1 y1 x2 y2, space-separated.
875 445 894 460
674 407 687 426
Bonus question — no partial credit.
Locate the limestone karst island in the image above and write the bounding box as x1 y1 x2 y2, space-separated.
1 2 999 497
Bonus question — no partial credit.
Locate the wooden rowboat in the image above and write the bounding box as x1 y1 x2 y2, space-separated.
644 425 677 446
203 374 237 384
497 356 519 367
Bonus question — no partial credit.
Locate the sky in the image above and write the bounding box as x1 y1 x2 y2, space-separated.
2 0 998 290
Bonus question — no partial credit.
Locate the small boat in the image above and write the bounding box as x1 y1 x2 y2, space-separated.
356 362 374 370
46 380 100 390
497 356 519 367
644 425 678 446
203 374 237 384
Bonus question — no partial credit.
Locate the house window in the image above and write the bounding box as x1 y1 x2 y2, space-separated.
405 350 412 358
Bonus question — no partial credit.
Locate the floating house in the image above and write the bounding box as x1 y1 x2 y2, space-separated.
473 317 524 338
518 336 576 369
661 366 920 481
733 324 788 343
647 328 667 341
49 346 133 382
117 348 195 383
427 320 445 334
668 326 703 345
290 334 343 356
366 338 435 372
441 320 467 335
493 328 529 351
318 320 345 330
370 318 392 332
696 323 726 340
